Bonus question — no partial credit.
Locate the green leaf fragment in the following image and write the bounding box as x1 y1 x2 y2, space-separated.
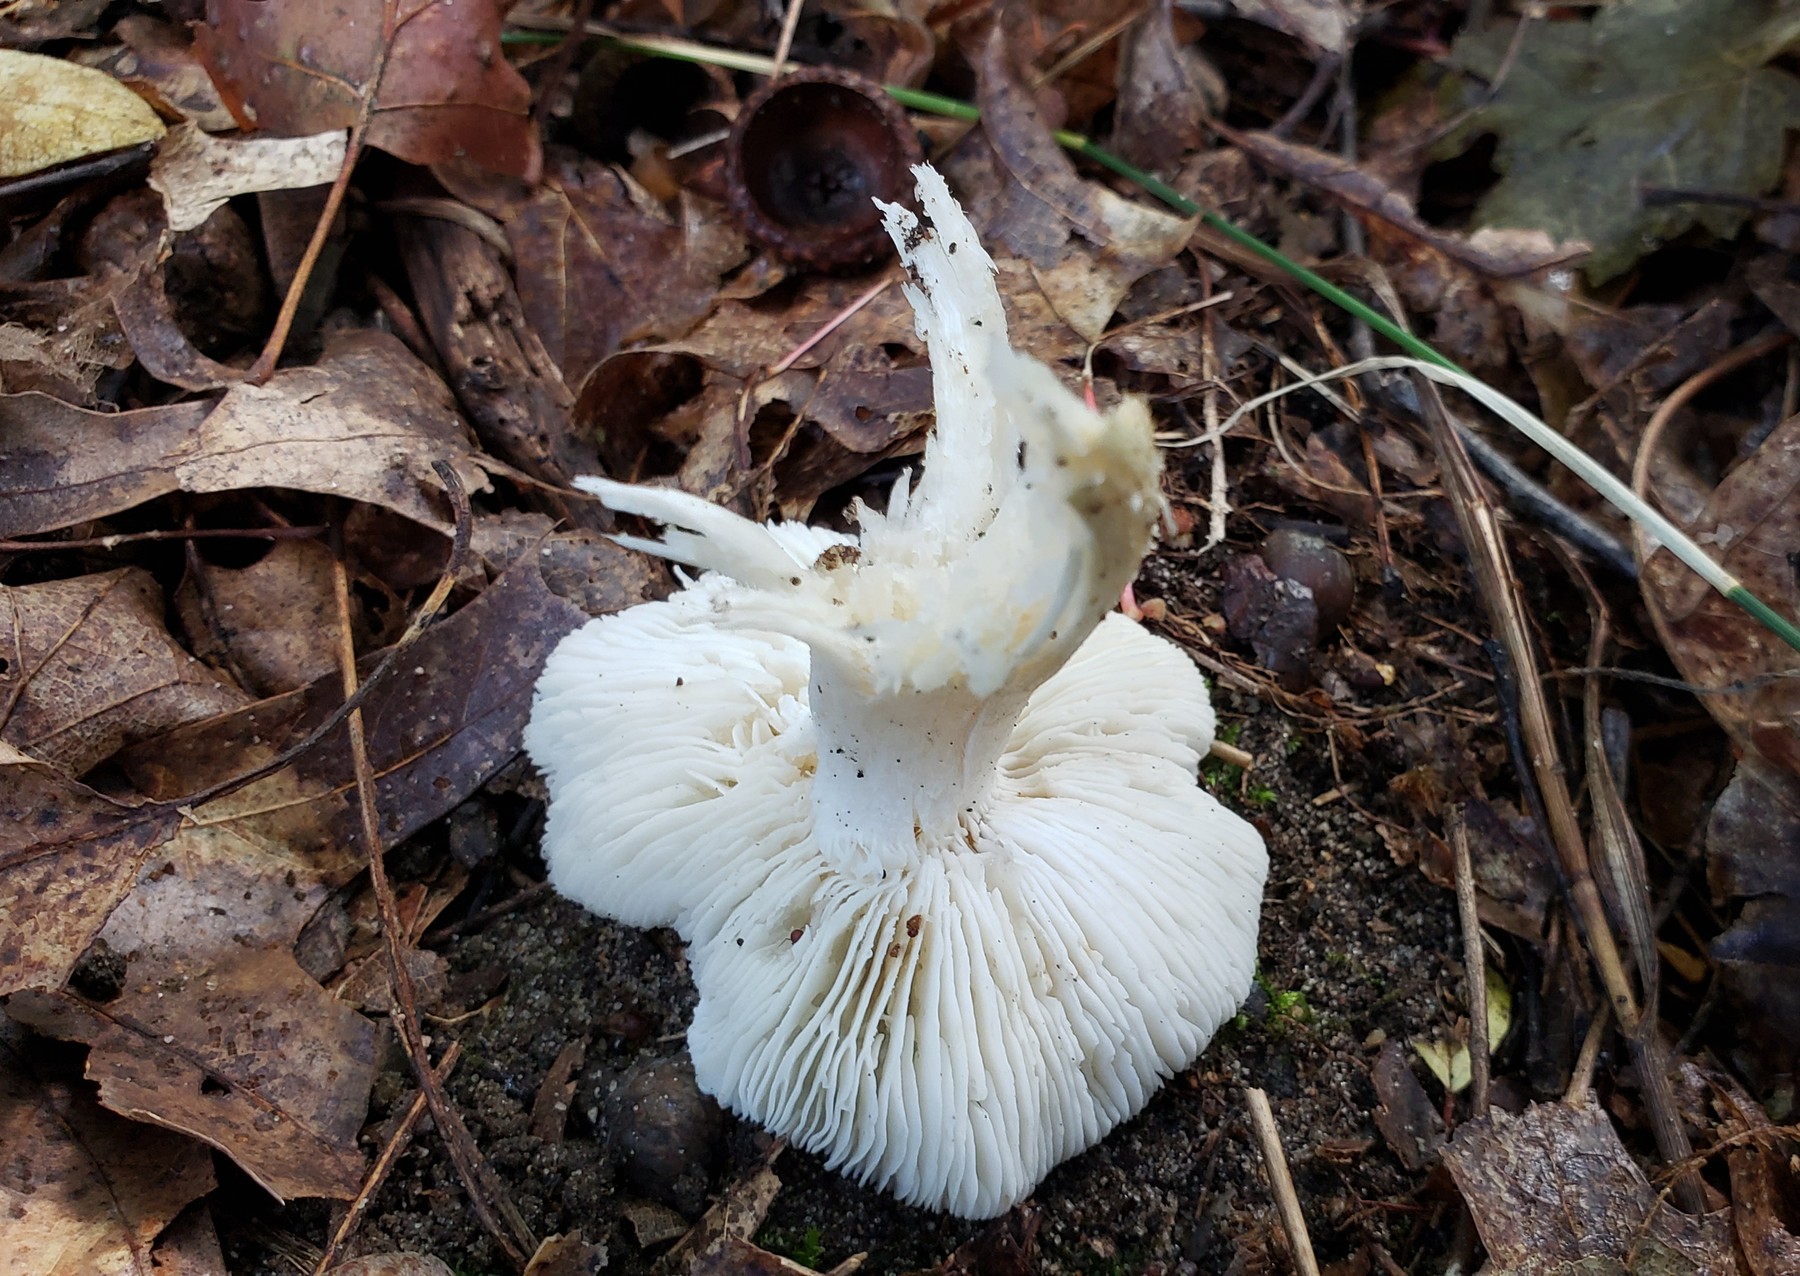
1449 0 1800 280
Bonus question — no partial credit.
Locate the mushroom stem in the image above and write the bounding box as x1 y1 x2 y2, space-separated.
808 656 1025 877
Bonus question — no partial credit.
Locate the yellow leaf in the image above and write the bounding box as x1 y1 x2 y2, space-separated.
1416 967 1512 1093
0 50 166 179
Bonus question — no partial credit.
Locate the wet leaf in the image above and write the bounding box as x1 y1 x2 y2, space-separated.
1640 412 1800 775
0 1027 215 1276
0 49 165 179
1450 0 1800 280
1 568 249 776
0 758 179 998
195 0 540 181
1370 1039 1443 1172
0 331 500 539
1443 1101 1736 1276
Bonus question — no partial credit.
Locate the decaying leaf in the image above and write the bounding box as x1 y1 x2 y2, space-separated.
1228 127 1586 278
1 568 248 776
328 1257 457 1276
0 757 179 998
440 150 741 390
74 15 237 132
1640 411 1800 775
950 27 1197 343
1450 0 1800 280
0 1026 216 1276
1707 757 1800 1058
1370 1039 1443 1172
150 123 348 233
0 331 499 539
5 560 583 1202
1443 1100 1735 1276
1112 0 1213 172
0 48 165 179
5 802 377 1201
195 0 540 181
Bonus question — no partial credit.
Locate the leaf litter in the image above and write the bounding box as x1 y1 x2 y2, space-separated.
3 0 1800 1274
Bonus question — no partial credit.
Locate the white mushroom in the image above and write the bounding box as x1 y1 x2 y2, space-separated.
524 165 1268 1218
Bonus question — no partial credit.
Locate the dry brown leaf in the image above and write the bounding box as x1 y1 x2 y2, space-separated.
150 1204 230 1276
572 277 936 517
0 49 165 179
195 0 540 181
471 511 669 615
6 560 585 1202
657 1157 784 1276
1641 411 1800 775
0 760 179 998
1 568 249 776
0 1028 216 1276
1442 1100 1735 1276
174 539 342 697
150 123 348 233
523 1233 609 1276
1113 0 1213 172
0 331 499 539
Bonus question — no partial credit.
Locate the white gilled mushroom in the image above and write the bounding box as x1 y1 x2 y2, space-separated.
524 166 1268 1218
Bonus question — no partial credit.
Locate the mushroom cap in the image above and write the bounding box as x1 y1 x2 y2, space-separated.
523 165 1268 1217
527 593 1265 1217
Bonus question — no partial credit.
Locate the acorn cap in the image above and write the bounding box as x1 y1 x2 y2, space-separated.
725 66 921 268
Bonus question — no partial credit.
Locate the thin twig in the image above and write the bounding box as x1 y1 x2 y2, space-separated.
1565 1005 1611 1102
1407 367 1643 1035
769 0 806 78
312 1041 464 1275
330 501 537 1270
1629 329 1793 563
248 0 407 382
0 525 326 552
175 464 471 813
1244 1088 1322 1276
1449 808 1490 1118
527 0 596 134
